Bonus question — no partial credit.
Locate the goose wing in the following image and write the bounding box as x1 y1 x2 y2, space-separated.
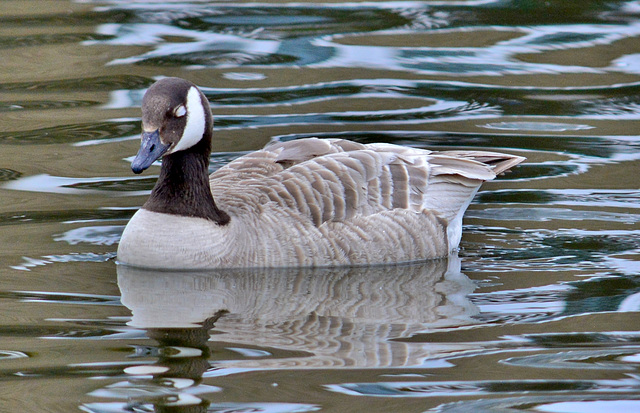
211 138 524 227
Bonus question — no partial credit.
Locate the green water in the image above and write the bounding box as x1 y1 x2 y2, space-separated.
0 1 639 412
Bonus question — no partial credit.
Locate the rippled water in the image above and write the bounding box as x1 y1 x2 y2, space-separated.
1 0 639 412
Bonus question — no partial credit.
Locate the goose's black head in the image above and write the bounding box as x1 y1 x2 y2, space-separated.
132 77 212 174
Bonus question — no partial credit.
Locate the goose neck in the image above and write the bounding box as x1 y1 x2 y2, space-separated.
143 143 230 225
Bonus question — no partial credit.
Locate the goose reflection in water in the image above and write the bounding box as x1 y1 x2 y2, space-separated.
90 256 478 412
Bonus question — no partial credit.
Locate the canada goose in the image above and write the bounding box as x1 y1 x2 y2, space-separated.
117 77 525 269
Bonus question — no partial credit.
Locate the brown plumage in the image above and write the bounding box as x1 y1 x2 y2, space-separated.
117 78 525 269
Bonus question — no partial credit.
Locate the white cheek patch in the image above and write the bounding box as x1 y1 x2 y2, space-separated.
168 86 206 154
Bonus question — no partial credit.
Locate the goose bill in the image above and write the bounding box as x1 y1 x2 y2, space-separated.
131 130 171 174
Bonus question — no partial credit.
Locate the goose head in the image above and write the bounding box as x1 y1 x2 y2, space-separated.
131 77 212 174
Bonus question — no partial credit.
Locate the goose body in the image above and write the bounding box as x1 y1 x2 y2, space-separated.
117 78 524 269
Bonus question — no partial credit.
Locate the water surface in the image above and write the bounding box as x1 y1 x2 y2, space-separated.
0 0 639 412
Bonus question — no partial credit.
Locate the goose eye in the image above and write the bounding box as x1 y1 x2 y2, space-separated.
173 105 186 118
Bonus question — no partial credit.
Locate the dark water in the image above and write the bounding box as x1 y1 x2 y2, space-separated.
0 0 639 412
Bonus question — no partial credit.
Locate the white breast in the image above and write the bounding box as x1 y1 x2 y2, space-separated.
118 209 232 269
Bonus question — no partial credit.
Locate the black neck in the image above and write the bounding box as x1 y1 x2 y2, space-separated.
142 138 230 225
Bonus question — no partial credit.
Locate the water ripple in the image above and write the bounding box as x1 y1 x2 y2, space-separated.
434 395 640 413
4 174 152 195
0 121 138 145
326 377 640 397
476 189 640 208
10 253 116 271
80 3 640 79
1 1 639 411
0 75 152 92
501 349 640 370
